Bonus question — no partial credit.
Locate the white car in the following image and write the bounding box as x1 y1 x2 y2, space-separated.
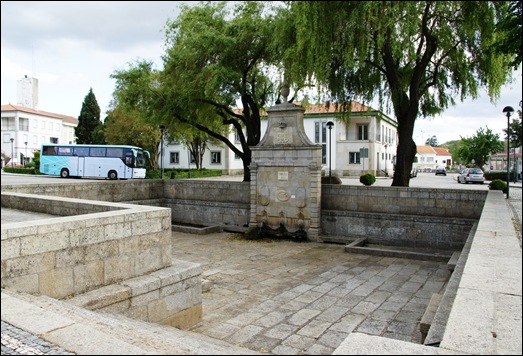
457 168 485 184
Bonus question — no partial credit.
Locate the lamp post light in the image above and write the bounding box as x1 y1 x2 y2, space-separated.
326 121 334 184
159 125 166 179
10 138 14 170
503 106 514 199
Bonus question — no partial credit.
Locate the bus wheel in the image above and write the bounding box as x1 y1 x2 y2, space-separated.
60 168 70 178
108 170 118 180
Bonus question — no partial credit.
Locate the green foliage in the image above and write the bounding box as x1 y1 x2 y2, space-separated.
488 179 508 194
425 135 439 147
454 127 504 168
485 171 516 182
157 1 279 181
359 173 376 186
75 88 102 144
24 161 36 168
104 107 161 169
490 1 522 70
3 166 38 175
33 150 40 170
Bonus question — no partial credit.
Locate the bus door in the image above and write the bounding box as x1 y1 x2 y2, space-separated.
78 157 85 176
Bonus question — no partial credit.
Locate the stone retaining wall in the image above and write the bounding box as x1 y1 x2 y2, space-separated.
2 179 487 249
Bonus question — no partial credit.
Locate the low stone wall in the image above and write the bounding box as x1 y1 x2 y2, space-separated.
0 179 163 202
321 210 476 249
321 185 487 219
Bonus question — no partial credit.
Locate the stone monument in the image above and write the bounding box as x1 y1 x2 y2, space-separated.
247 84 322 240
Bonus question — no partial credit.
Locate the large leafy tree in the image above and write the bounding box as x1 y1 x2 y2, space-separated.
104 107 160 169
491 0 522 70
455 127 504 168
158 1 279 181
75 88 101 144
277 1 516 186
425 135 439 147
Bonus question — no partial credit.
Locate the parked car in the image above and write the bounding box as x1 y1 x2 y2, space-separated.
457 168 485 184
435 167 447 176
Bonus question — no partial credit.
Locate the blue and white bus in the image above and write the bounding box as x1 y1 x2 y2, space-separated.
40 144 150 180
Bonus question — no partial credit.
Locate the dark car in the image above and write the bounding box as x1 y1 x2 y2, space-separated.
457 168 485 184
435 167 446 176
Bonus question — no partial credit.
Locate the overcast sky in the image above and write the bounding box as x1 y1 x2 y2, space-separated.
2 1 521 146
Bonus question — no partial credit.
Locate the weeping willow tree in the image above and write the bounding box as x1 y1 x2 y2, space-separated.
158 1 280 181
276 1 517 186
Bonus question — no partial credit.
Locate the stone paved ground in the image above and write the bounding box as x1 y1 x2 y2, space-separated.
171 232 450 355
1 321 75 355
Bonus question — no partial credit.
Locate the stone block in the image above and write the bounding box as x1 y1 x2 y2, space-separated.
39 266 75 299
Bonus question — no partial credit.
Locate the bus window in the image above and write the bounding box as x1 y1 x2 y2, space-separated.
42 145 57 155
107 148 124 158
74 147 90 157
57 147 73 156
90 147 106 157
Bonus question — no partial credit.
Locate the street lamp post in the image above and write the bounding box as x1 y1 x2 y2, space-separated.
503 106 514 199
159 125 166 179
471 143 476 167
326 121 334 184
384 144 389 176
24 141 28 164
513 145 517 184
10 138 14 170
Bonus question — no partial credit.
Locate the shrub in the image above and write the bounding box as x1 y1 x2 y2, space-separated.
488 179 508 194
360 173 376 186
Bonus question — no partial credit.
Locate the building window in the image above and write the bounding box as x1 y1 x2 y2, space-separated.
349 152 361 164
170 151 179 164
235 130 242 143
50 137 58 144
211 151 221 164
315 121 328 164
18 118 29 131
1 117 15 130
235 153 241 160
357 125 368 140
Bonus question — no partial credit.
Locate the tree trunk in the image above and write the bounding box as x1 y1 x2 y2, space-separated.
392 118 417 187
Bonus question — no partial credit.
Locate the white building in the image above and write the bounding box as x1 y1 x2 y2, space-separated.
160 102 399 177
2 76 78 167
414 145 453 172
1 104 78 166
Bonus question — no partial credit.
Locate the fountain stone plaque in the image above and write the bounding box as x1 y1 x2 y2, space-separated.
247 92 322 241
